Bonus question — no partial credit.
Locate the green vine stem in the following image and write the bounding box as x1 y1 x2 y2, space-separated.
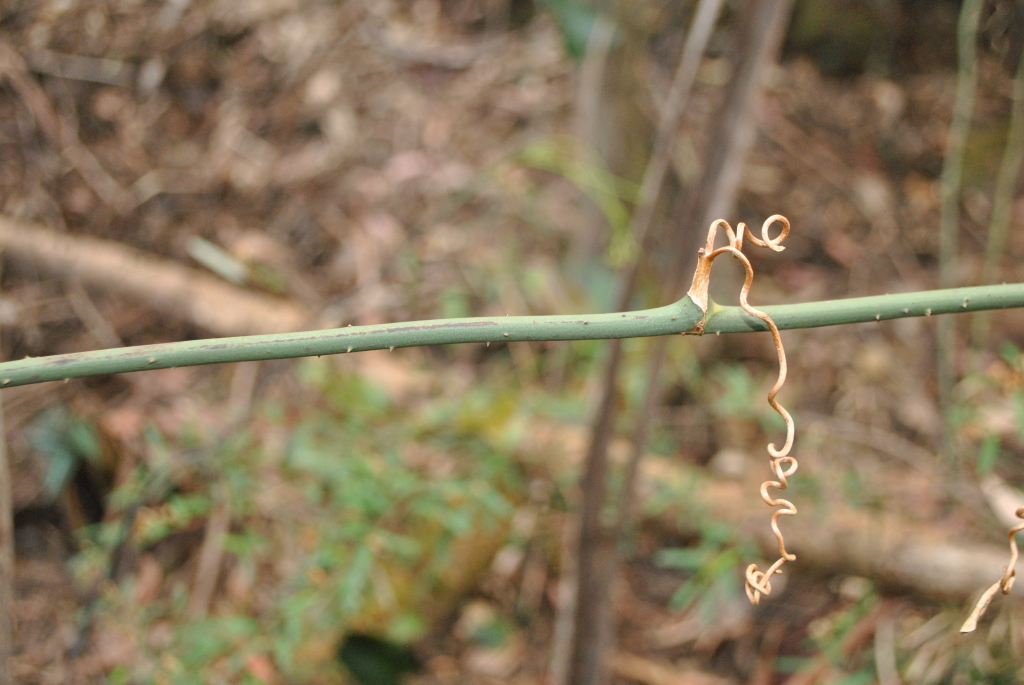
0 283 1022 388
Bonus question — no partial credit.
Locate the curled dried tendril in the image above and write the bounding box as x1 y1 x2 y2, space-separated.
960 506 1024 633
687 214 796 606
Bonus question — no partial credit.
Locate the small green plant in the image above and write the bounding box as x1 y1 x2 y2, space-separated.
654 520 749 617
72 360 525 684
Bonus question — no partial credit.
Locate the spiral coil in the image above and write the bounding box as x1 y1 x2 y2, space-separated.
695 215 796 605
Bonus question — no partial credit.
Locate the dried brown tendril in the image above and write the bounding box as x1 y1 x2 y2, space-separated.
687 214 795 606
960 506 1024 633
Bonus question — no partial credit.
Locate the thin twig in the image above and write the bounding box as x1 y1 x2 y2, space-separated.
973 48 1024 343
188 361 260 618
0 43 136 215
0 216 309 338
22 48 134 87
937 0 983 442
572 17 615 150
547 508 581 685
604 0 727 424
66 279 124 349
558 3 746 680
187 494 231 618
874 612 902 685
627 0 725 254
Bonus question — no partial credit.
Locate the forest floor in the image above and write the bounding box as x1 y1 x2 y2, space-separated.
1 0 1024 684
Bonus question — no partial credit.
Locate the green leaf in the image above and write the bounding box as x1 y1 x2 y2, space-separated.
1015 390 1024 444
387 612 427 644
669 578 701 612
655 547 711 570
29 406 85 503
832 668 876 685
537 0 614 60
106 664 132 685
977 435 1001 475
338 634 418 685
517 136 639 268
339 544 374 616
999 341 1020 366
186 235 248 284
439 287 471 319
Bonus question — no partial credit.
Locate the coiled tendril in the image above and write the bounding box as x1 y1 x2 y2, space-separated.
690 214 796 606
960 506 1024 633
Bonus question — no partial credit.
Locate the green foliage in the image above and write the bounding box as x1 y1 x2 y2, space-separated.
655 520 751 618
536 0 614 60
73 359 526 684
28 404 101 502
976 434 1001 476
337 634 418 685
708 361 786 435
518 135 640 268
710 364 760 420
953 341 1024 479
788 0 895 76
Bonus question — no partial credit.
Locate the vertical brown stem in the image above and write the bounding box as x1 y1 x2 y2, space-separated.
566 339 623 685
187 361 260 618
937 0 982 454
564 2 794 684
973 48 1024 343
187 494 231 619
615 335 669 531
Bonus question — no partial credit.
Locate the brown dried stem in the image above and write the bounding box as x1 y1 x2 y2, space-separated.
960 506 1024 633
689 215 797 605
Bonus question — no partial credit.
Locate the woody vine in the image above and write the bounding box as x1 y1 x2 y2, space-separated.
0 216 1023 624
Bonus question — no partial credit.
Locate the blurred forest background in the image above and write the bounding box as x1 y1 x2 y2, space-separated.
2 0 1024 683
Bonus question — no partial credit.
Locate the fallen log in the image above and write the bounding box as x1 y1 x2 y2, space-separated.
639 456 1023 601
0 216 309 337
